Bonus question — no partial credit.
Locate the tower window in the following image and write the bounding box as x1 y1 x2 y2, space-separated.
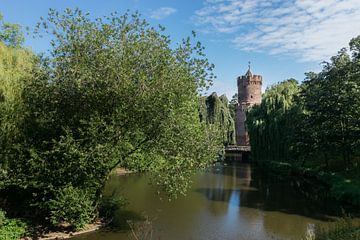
250 95 253 98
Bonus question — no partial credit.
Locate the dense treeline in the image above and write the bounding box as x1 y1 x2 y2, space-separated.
199 92 235 146
0 9 221 234
247 36 360 170
247 37 360 239
246 37 360 229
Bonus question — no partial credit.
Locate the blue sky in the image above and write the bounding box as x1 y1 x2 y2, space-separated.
2 0 360 98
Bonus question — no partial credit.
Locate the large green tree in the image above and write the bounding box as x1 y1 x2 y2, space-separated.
246 79 302 162
247 36 360 169
301 36 360 168
0 9 221 229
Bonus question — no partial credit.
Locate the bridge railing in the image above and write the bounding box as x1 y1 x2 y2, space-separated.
225 145 251 152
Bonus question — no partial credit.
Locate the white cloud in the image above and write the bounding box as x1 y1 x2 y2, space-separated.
150 7 177 20
195 0 360 62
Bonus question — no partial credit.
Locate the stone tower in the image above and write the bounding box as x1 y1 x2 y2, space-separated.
235 63 262 145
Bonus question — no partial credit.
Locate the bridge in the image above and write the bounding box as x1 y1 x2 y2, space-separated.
225 145 251 153
224 145 251 162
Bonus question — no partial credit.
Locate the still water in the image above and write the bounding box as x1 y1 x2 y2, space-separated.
74 164 336 240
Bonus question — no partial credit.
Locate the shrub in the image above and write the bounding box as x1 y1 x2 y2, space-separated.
0 210 27 240
48 186 95 230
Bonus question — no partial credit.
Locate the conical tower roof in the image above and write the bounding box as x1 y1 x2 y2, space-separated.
245 61 252 77
245 69 252 77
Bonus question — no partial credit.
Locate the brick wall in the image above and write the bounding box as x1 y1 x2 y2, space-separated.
235 73 262 145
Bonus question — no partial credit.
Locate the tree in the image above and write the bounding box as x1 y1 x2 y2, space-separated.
0 40 34 181
1 9 221 228
229 93 238 121
0 13 24 47
247 36 360 169
0 13 32 156
302 38 360 168
246 79 301 162
199 92 235 146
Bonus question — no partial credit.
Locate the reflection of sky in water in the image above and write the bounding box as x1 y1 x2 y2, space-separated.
198 165 270 239
229 189 240 207
194 165 323 240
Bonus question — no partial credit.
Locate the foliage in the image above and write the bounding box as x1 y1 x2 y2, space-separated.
246 79 301 162
0 14 24 47
0 41 35 187
247 35 360 170
0 41 34 143
301 39 360 168
330 177 360 206
0 210 27 240
48 185 95 230
199 92 235 146
0 9 221 229
229 93 238 121
247 44 360 208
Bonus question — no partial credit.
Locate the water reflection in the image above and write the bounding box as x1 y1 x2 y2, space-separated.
200 164 336 221
196 164 331 240
73 164 334 240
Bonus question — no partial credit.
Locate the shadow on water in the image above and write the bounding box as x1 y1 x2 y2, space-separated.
103 209 144 233
197 163 340 222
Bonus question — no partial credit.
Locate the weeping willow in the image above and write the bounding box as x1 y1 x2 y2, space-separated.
199 92 236 145
246 79 302 162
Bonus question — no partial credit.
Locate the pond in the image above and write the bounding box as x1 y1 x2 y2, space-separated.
73 163 338 240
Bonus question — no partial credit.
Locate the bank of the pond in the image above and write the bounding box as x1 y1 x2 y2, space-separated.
112 168 134 176
257 161 360 213
34 222 103 240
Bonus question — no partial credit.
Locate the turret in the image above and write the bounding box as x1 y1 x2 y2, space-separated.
235 63 263 145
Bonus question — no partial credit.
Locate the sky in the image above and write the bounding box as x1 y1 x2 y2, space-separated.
1 0 360 98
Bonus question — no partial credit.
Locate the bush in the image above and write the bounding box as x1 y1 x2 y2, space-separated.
0 210 27 240
48 186 95 230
